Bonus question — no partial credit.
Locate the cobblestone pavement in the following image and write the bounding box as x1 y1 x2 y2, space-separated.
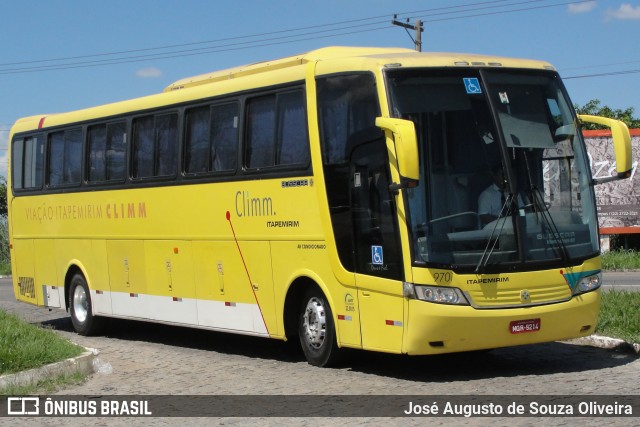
1 281 638 427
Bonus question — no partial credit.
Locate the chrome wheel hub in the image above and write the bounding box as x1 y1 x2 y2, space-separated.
302 297 326 349
73 286 88 323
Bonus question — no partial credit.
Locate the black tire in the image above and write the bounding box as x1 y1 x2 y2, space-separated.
298 288 341 367
68 273 105 336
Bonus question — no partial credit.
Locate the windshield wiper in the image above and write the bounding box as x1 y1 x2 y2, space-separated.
475 194 514 273
521 150 569 262
523 151 569 262
529 187 569 262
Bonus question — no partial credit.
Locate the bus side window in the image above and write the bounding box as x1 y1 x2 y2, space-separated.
210 103 238 172
156 113 178 176
246 95 276 169
88 122 126 183
88 125 107 182
12 135 44 191
185 106 211 174
277 91 309 166
245 89 309 170
133 113 178 179
132 116 154 178
48 128 82 187
107 122 126 181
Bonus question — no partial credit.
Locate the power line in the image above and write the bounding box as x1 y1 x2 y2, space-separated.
416 0 592 23
0 15 393 68
0 24 394 75
0 21 392 74
561 59 640 72
563 69 640 79
0 0 594 74
0 1 525 69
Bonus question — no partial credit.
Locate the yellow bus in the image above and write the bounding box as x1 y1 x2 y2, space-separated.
8 46 632 366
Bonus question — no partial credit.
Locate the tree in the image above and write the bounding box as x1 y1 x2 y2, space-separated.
0 176 8 267
574 99 640 130
0 176 6 217
0 176 6 216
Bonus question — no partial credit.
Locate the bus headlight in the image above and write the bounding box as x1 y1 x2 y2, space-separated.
573 272 602 295
404 283 469 305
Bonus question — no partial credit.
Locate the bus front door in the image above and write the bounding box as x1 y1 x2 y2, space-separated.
350 139 405 353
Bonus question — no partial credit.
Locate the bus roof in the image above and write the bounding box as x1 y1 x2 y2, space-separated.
164 46 555 92
11 46 556 134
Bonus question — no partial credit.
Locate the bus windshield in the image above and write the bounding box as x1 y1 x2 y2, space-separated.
387 68 599 272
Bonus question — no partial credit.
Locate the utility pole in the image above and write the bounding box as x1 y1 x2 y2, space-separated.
391 15 424 52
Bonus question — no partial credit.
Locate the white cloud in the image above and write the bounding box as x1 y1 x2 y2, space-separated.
606 3 640 19
568 1 597 14
136 67 163 78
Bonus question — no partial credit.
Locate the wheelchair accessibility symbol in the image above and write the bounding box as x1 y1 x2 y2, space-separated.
371 245 384 265
463 77 482 94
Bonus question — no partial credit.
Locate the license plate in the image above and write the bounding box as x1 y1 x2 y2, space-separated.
510 318 541 334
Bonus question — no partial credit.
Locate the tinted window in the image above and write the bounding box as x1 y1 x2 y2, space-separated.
12 135 44 190
316 73 381 271
185 107 210 174
48 128 82 186
88 122 126 183
210 104 238 172
107 122 126 181
185 104 238 175
277 91 309 166
245 90 309 170
246 96 275 169
317 74 381 165
132 116 154 178
133 113 178 179
88 125 107 182
156 114 178 176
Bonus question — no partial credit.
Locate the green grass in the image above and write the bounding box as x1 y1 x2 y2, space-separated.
601 249 640 271
1 371 88 395
0 309 84 375
596 290 640 344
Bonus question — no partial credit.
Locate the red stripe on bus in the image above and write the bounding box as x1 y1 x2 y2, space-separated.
226 210 269 334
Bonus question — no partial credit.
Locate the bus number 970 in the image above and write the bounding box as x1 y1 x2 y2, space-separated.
434 272 452 283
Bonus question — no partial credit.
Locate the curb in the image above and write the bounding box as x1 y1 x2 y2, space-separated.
565 335 640 354
0 347 98 391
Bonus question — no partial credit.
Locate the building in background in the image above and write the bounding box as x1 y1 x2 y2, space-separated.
585 129 640 250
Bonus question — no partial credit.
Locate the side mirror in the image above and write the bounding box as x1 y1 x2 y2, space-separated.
375 117 419 187
578 114 632 183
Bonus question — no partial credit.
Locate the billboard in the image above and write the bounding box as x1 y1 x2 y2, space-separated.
584 129 640 234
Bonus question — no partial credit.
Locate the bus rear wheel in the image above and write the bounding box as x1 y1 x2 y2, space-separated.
69 273 105 336
298 288 341 367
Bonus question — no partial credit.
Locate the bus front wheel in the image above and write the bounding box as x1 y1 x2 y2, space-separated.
69 273 105 336
298 288 341 367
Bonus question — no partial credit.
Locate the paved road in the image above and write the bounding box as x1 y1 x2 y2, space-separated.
602 271 640 291
0 277 638 426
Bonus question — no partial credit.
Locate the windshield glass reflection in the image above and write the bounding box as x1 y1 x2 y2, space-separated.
387 68 598 272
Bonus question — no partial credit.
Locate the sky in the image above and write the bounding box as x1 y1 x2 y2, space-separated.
0 0 639 177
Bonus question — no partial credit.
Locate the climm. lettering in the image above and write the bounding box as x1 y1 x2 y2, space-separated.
106 203 147 219
235 191 275 217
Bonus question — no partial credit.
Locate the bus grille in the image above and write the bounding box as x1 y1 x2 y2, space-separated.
466 284 571 308
18 277 35 298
